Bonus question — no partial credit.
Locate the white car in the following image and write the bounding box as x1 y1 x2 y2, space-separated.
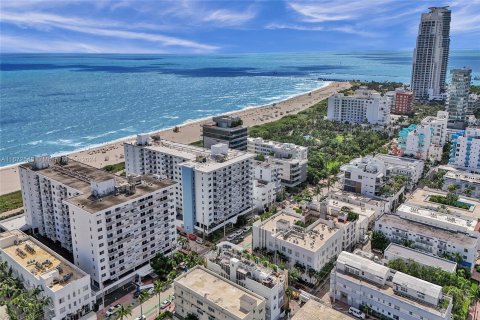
105 304 121 317
227 235 236 241
348 307 366 319
134 316 146 320
234 231 242 236
195 238 204 245
243 226 251 233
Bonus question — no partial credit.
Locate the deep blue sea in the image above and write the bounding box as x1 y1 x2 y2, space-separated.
1 51 479 167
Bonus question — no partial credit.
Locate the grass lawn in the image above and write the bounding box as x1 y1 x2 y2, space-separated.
102 162 125 173
190 140 203 147
0 190 23 213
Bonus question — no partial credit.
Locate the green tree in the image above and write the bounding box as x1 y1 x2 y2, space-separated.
371 231 390 252
114 304 133 320
185 313 200 320
137 290 150 317
153 280 167 316
285 288 294 313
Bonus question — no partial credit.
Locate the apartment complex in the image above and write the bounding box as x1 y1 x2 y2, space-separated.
125 136 254 234
174 266 266 320
397 124 433 160
252 160 281 212
19 155 179 295
449 127 480 173
247 137 307 187
384 243 457 273
443 170 480 198
375 213 478 270
202 116 248 150
252 212 344 273
327 88 391 125
389 88 414 115
0 230 95 320
340 156 387 196
205 241 287 320
447 68 472 129
374 154 424 190
330 251 453 320
411 6 451 101
327 189 390 217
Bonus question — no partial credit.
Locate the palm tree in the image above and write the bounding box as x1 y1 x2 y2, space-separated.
177 237 189 250
137 290 150 317
284 287 294 317
114 304 133 320
153 280 166 316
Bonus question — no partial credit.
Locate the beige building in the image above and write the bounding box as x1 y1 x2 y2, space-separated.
291 299 353 320
174 266 266 320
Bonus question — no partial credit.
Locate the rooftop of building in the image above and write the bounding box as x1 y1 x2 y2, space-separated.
65 176 176 213
376 214 478 247
328 189 388 207
384 243 457 273
336 252 447 316
248 137 308 151
326 198 376 220
444 170 480 183
181 148 253 173
20 157 118 194
255 212 341 252
374 154 424 167
0 214 28 232
397 203 478 233
291 299 353 320
407 188 480 219
331 87 383 100
202 115 245 129
175 266 265 319
0 230 86 292
340 156 385 175
127 138 205 160
206 241 286 289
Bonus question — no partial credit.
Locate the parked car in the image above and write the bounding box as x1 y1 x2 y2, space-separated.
134 316 146 320
161 300 171 309
195 238 204 245
187 233 197 241
234 230 243 236
243 226 251 233
226 235 236 241
348 307 366 319
105 304 121 317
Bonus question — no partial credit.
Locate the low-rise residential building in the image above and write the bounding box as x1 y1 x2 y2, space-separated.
449 127 480 173
291 299 353 320
174 266 266 320
384 243 457 273
330 251 453 320
374 154 424 190
202 115 248 150
421 111 449 148
125 136 254 234
327 88 391 125
397 124 433 160
247 137 307 187
205 241 287 320
327 189 390 217
468 93 480 116
0 230 95 320
252 160 281 213
375 214 479 270
252 211 344 273
443 170 480 198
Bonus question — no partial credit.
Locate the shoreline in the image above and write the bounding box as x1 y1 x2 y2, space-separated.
0 81 350 195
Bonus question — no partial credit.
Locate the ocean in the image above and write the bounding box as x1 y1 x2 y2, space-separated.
1 50 479 167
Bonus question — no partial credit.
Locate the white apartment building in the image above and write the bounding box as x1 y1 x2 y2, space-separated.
327 88 391 125
66 175 177 295
422 111 449 160
411 7 451 101
330 251 453 320
327 189 390 217
375 214 478 271
0 230 95 320
252 160 281 213
252 212 344 273
174 266 266 320
384 243 457 273
449 127 480 173
125 135 254 234
374 154 424 190
397 124 433 160
247 137 307 187
443 170 480 198
205 241 287 320
340 156 386 196
447 68 472 128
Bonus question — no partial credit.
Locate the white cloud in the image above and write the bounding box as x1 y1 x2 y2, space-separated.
450 0 480 33
202 7 257 26
265 23 324 31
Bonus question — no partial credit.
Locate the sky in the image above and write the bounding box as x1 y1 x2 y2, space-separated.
1 0 479 54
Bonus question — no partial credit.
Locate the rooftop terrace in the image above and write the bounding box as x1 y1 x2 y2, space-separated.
291 299 352 320
0 230 86 292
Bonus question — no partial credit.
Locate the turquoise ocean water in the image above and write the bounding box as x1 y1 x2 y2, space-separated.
1 51 479 167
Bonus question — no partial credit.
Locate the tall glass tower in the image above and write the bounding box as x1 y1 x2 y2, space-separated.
447 68 472 129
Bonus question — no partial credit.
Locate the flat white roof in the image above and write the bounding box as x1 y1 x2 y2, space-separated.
384 244 457 273
291 299 353 320
392 272 442 298
444 171 480 184
337 251 389 279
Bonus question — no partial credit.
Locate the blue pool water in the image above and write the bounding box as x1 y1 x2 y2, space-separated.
1 51 479 167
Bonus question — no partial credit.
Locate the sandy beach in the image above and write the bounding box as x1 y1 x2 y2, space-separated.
0 81 350 195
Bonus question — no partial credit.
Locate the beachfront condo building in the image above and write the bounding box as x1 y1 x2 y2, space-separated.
125 135 254 235
442 170 480 199
0 230 95 320
447 68 472 129
202 115 248 150
326 87 391 125
247 137 307 187
205 241 287 320
411 7 451 101
375 211 479 271
19 156 178 296
389 87 414 115
252 159 282 213
252 211 347 275
330 251 453 320
174 266 266 320
449 127 480 173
